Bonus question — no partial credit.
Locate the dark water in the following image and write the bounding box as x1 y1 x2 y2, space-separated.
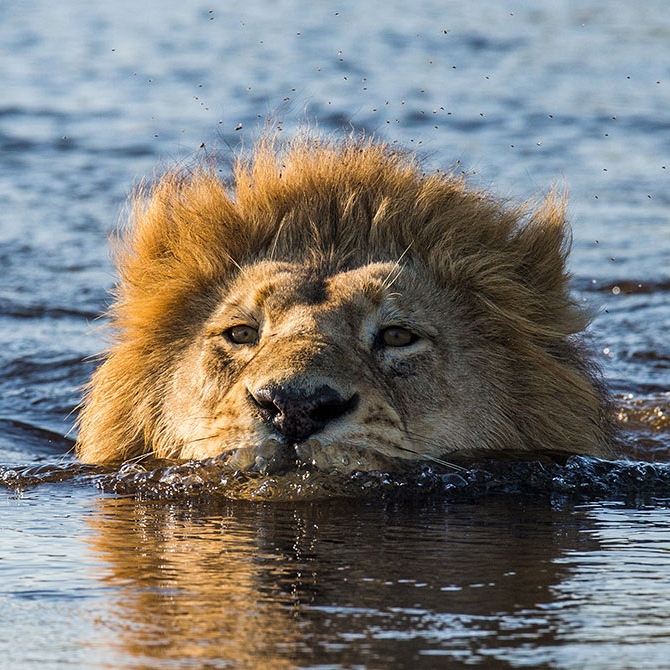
2 0 670 667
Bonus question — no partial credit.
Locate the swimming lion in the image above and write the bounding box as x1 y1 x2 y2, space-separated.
76 136 617 470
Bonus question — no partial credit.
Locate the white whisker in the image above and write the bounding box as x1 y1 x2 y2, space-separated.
182 434 219 445
225 253 244 272
382 241 414 289
394 441 466 472
122 451 164 466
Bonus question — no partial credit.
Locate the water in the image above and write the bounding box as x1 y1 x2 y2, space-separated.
3 488 670 669
2 0 670 666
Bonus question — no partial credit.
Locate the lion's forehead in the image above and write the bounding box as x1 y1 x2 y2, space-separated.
228 260 419 316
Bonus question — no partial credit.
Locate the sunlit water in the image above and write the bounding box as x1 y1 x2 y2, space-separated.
2 0 670 667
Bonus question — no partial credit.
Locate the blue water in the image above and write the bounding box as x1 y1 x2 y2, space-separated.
2 0 670 667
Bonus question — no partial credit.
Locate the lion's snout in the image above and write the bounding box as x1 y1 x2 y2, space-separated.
248 382 359 443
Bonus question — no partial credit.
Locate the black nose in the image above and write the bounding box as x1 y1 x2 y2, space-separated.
249 384 359 442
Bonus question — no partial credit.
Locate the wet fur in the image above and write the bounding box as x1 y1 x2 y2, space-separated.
76 135 617 465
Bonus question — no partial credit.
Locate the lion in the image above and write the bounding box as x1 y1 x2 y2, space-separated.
76 135 617 471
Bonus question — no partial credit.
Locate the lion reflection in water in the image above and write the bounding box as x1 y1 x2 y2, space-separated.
86 497 575 666
76 136 616 470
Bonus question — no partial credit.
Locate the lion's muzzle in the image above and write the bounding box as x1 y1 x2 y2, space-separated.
248 383 360 443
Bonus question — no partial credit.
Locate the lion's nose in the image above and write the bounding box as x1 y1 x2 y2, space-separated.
249 383 359 442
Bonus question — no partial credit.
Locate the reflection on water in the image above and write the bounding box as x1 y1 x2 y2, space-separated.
51 495 670 668
549 504 670 668
3 469 670 667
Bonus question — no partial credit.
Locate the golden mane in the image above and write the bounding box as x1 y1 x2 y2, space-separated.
76 135 615 463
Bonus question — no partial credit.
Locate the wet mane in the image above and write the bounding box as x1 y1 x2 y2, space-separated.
119 135 579 343
76 135 616 463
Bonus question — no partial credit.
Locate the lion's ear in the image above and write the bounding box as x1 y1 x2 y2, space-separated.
504 192 591 336
511 192 571 296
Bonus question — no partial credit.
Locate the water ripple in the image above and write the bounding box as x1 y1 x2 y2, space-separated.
4 455 670 505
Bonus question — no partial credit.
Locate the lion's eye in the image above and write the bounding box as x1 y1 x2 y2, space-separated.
380 326 417 347
225 325 259 345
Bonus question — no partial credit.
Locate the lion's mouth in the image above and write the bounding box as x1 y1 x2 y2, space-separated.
217 438 407 475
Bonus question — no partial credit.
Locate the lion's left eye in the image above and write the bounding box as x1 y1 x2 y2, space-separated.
224 325 259 345
380 326 418 347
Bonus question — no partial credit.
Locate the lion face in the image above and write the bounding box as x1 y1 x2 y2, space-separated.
75 136 616 467
165 260 506 471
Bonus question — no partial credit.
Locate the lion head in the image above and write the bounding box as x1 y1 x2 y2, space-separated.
76 136 616 470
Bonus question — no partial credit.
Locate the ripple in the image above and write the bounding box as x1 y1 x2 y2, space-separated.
0 293 102 321
615 393 670 461
0 419 74 452
617 393 670 431
597 279 670 295
574 278 670 295
0 462 101 489
5 454 670 504
90 456 670 503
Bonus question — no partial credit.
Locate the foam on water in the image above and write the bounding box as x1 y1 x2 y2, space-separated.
4 454 670 504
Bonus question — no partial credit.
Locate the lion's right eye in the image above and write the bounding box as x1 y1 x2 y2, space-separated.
224 325 259 345
380 326 418 347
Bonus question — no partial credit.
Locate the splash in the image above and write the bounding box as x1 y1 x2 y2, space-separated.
4 454 670 503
